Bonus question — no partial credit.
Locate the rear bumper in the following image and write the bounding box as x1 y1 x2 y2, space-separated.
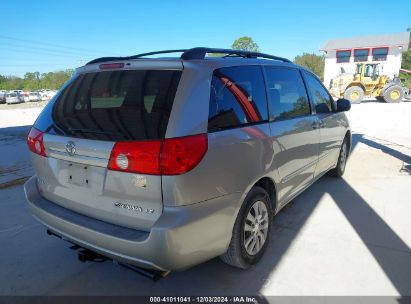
6 100 21 104
24 176 240 271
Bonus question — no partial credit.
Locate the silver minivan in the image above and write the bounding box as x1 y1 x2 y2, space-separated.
24 48 351 273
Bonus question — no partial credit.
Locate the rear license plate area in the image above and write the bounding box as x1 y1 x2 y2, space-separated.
67 163 89 186
55 160 105 194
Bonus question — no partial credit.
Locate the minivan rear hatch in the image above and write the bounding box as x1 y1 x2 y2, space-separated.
31 63 182 231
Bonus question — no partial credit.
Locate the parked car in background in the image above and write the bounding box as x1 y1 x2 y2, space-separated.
18 92 25 102
5 92 22 104
41 93 49 101
24 48 351 273
43 89 57 99
22 91 30 102
0 91 6 104
29 92 42 102
38 90 49 100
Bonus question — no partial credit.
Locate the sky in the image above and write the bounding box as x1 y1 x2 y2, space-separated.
1 0 409 77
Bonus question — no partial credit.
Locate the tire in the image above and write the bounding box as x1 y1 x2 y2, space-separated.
330 137 349 177
220 186 272 269
344 86 364 104
383 85 404 103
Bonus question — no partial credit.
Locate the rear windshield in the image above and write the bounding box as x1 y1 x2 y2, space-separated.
52 70 182 141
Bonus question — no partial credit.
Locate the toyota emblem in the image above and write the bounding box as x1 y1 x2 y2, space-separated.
65 141 76 156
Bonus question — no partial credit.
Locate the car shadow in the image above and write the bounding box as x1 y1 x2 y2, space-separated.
352 133 411 166
172 179 410 297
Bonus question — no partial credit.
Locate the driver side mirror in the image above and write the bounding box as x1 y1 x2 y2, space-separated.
336 98 351 112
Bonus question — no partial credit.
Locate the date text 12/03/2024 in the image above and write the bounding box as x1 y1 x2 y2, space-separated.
149 296 258 303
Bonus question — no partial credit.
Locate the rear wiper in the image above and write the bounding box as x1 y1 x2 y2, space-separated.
207 126 225 132
67 128 121 136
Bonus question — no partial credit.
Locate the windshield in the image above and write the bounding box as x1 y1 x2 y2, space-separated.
364 64 376 77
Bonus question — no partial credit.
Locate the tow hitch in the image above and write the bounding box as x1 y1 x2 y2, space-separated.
77 248 107 263
46 229 170 281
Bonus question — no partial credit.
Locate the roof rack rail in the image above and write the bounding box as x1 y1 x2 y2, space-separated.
181 47 292 62
86 47 291 65
86 50 188 65
129 49 188 60
87 56 128 65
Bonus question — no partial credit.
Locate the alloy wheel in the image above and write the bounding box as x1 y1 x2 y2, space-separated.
243 200 269 255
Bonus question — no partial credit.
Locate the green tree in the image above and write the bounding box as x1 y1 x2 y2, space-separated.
399 26 411 87
23 72 40 90
2 76 24 90
401 51 411 70
293 53 325 81
231 36 260 52
0 69 74 91
34 71 41 90
402 26 411 69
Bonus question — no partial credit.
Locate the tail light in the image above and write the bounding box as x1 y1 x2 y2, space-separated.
27 127 47 157
108 140 162 175
108 134 207 175
160 134 208 175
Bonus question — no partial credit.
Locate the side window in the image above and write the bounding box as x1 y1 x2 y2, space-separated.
303 71 334 114
208 66 268 131
264 67 310 120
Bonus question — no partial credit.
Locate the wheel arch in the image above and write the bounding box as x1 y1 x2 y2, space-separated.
252 177 278 213
345 129 352 156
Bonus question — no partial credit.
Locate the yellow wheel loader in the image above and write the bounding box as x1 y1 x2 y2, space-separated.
329 63 407 104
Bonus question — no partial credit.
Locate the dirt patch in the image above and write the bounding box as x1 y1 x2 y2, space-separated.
0 176 30 189
0 165 29 177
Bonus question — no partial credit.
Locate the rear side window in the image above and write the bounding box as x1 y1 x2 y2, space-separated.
52 70 182 141
303 71 334 114
208 66 268 131
264 67 310 120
